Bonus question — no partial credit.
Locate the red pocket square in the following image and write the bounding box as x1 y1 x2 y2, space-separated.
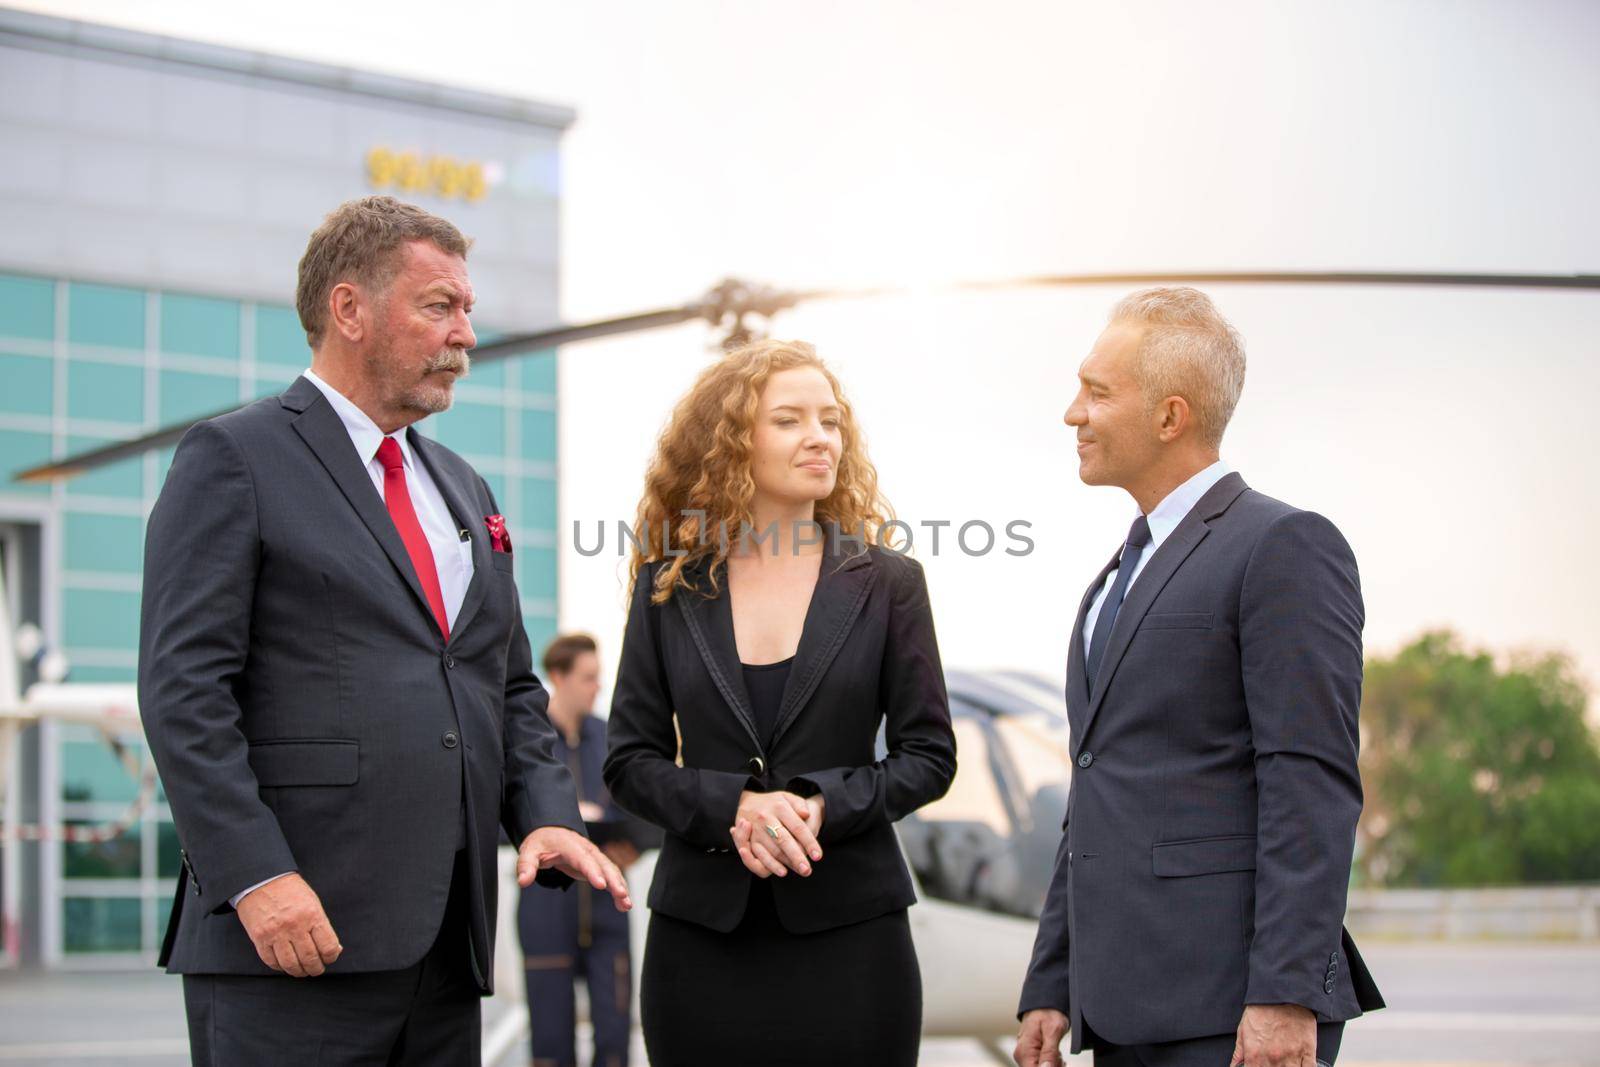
485 514 513 554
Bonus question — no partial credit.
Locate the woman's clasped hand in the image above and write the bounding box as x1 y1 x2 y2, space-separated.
730 789 827 878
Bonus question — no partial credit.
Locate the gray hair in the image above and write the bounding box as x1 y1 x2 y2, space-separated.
1108 287 1246 449
296 196 472 348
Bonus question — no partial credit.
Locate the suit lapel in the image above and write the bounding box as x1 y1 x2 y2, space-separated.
675 558 764 752
409 430 490 643
768 533 875 750
1066 549 1119 740
673 522 878 754
283 377 439 637
1079 472 1249 744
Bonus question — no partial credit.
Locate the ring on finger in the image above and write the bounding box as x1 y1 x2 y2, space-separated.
765 824 782 840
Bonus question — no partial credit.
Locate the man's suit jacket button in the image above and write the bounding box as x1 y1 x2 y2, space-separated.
1077 751 1094 769
442 731 459 749
748 756 765 775
1324 979 1336 994
444 653 456 669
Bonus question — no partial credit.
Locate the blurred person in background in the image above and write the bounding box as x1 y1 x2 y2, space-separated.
520 633 658 1067
603 339 957 1067
139 196 628 1066
1014 288 1385 1067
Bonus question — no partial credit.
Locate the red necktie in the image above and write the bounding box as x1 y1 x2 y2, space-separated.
376 437 450 643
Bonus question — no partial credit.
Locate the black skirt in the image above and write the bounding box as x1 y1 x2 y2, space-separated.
640 876 922 1067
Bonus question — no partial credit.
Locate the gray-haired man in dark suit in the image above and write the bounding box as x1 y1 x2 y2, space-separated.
1014 288 1384 1067
139 196 630 1066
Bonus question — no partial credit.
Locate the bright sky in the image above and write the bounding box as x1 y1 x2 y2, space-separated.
19 0 1600 696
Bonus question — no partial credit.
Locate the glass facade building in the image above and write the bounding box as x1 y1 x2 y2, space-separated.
0 9 570 966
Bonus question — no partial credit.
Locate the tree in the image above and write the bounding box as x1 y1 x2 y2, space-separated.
1357 630 1600 887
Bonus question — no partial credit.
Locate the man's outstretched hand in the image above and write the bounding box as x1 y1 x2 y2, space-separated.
235 872 342 978
517 825 632 912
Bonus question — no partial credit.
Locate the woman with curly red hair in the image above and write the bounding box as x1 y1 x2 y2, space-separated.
602 338 957 1066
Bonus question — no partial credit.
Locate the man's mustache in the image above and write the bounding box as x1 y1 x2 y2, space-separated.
423 348 471 376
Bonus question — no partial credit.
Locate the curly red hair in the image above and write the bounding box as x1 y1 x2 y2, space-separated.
628 339 894 603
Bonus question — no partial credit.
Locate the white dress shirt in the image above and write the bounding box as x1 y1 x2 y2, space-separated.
1081 460 1232 660
301 367 473 625
231 369 476 909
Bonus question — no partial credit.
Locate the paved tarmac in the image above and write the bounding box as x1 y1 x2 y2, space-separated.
0 941 1594 1066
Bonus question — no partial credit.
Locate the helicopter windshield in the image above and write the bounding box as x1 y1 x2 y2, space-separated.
892 671 1072 920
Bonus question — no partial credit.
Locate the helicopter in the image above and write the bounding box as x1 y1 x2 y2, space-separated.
7 266 1598 1055
0 564 149 970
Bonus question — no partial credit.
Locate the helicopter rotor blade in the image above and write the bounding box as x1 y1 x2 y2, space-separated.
960 270 1600 292
13 269 1597 483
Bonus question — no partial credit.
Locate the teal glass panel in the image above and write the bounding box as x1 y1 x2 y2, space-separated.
64 511 144 573
520 476 557 532
432 400 505 457
459 328 503 388
160 293 239 359
519 408 556 462
63 897 143 953
254 304 307 368
63 587 141 649
521 350 558 393
63 824 142 878
65 435 143 500
67 665 137 683
157 821 181 878
480 471 509 514
464 358 505 389
61 739 142 805
518 546 558 600
153 445 175 491
158 370 237 423
66 360 143 424
0 273 55 341
523 614 557 662
253 365 301 397
0 351 52 415
0 428 52 496
68 282 145 349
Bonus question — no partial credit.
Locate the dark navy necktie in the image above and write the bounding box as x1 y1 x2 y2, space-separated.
1085 514 1151 693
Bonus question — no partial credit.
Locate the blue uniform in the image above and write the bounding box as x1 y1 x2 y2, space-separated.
519 714 652 1067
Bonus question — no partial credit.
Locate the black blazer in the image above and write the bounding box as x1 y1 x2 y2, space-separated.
1017 472 1385 1050
139 375 583 989
602 525 958 934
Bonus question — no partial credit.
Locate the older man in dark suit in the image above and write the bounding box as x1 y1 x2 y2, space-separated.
1014 288 1384 1067
139 196 629 1066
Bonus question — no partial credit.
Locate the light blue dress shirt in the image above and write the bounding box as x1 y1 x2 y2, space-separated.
1081 460 1232 660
